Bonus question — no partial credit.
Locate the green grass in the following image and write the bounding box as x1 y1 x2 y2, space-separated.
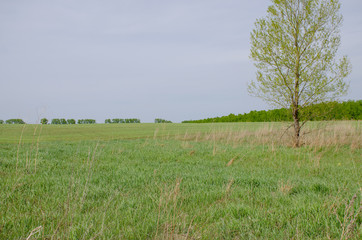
0 122 285 144
0 122 361 239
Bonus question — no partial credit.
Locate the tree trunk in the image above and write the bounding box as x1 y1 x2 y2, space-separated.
292 108 301 147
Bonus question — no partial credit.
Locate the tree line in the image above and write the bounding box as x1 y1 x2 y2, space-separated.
182 100 362 123
154 118 172 123
0 119 26 124
105 118 141 123
42 118 96 124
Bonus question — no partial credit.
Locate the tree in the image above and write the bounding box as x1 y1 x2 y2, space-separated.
248 0 351 147
112 118 120 124
67 119 76 124
6 119 25 124
155 118 172 123
40 118 48 124
78 119 96 124
51 119 61 124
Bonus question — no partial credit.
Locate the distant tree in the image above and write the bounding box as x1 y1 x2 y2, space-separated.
60 118 67 125
67 119 76 124
155 118 172 123
112 119 120 124
40 118 48 124
0 120 4 124
6 119 25 124
78 119 96 124
248 0 351 147
51 119 61 124
105 119 111 124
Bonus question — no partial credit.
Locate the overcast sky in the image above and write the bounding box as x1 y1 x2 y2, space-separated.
1 0 361 123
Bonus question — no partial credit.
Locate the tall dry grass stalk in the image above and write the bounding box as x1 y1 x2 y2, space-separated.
16 124 26 174
50 142 103 239
80 142 99 207
334 191 362 240
154 178 194 240
34 124 43 173
26 226 43 240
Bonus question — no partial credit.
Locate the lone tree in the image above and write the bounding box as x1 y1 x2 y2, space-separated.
40 118 48 124
249 0 351 147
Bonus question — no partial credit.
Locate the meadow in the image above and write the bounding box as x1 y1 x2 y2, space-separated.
0 122 361 239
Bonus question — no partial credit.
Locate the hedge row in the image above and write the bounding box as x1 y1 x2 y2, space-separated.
182 100 362 123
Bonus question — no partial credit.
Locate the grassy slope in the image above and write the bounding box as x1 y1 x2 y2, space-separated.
0 122 361 239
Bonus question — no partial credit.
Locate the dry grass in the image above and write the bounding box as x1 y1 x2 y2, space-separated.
154 178 196 240
174 121 361 148
333 190 362 240
278 180 294 195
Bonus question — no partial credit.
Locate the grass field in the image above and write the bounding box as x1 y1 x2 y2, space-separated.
0 122 361 239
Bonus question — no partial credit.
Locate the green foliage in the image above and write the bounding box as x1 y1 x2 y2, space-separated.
67 119 76 124
249 0 351 146
105 118 141 124
51 119 75 124
40 118 48 124
249 0 351 109
0 120 4 124
154 118 172 123
112 118 121 123
125 118 141 123
5 119 25 124
77 119 96 124
183 100 362 123
51 119 61 124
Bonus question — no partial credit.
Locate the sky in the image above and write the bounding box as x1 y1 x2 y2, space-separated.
1 0 361 123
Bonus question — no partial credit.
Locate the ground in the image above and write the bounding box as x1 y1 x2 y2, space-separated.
0 122 361 239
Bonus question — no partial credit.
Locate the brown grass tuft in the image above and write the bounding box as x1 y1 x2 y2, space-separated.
278 180 294 195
